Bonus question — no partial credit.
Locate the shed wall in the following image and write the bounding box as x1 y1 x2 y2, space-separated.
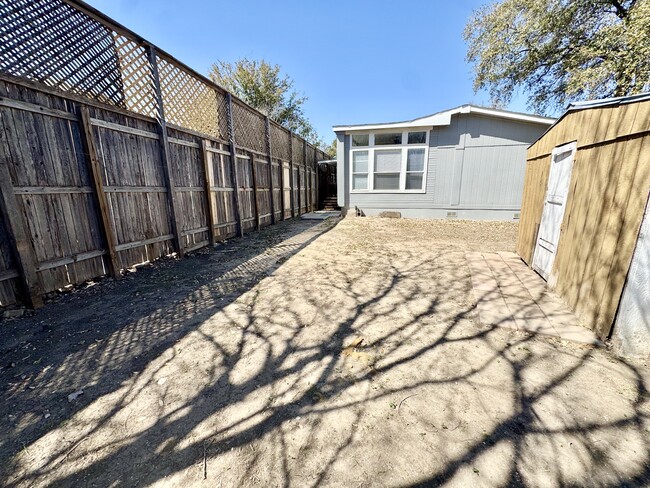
517 99 650 338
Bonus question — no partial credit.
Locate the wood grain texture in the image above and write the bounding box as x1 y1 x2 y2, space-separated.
79 105 120 278
0 71 317 307
518 99 650 338
147 45 184 258
0 106 43 306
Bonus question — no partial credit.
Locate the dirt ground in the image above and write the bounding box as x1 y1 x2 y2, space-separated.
1 216 648 487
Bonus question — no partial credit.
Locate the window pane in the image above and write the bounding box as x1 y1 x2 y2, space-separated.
375 149 402 172
406 174 423 190
374 174 400 190
353 174 368 190
352 151 368 173
408 131 427 144
352 134 369 146
374 132 402 145
407 148 425 171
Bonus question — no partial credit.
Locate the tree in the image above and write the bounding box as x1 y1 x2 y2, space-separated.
324 138 337 158
209 58 321 144
464 0 650 114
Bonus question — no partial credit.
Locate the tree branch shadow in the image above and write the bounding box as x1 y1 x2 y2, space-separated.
1 217 648 487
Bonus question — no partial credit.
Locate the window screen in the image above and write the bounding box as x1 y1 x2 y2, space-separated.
374 133 402 145
352 134 369 146
408 131 427 144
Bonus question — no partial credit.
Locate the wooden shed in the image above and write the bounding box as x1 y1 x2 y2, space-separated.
517 93 650 342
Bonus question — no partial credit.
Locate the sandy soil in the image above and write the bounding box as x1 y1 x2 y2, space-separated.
1 216 648 487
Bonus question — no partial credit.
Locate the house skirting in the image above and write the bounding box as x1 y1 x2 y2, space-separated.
344 206 521 221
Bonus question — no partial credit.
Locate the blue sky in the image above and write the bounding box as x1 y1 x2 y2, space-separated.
87 0 528 143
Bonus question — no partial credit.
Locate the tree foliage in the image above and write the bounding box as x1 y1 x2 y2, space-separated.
209 58 323 146
324 138 337 158
464 0 650 113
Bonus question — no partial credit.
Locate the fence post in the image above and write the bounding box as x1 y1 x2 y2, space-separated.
225 93 244 238
280 158 286 221
79 106 121 279
200 139 216 245
296 138 301 215
314 149 323 210
289 136 295 218
146 45 184 258
264 117 276 224
250 151 260 231
0 159 43 308
303 139 308 213
308 143 313 212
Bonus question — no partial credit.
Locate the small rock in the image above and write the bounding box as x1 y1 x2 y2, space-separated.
157 377 167 386
4 309 25 319
68 389 84 402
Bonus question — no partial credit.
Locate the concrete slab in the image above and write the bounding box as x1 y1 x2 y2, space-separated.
466 252 600 345
300 211 341 220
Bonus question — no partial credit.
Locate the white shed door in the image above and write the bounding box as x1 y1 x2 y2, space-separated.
532 142 577 280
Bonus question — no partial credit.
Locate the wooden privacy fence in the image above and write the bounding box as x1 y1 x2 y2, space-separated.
0 0 330 308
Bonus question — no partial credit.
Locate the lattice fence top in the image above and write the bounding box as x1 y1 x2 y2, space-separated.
113 35 158 118
0 0 322 158
270 122 291 161
232 99 266 153
306 145 316 166
157 55 227 139
0 0 125 107
292 135 305 163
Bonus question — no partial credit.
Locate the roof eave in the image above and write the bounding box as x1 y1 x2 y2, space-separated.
528 92 650 150
333 105 554 133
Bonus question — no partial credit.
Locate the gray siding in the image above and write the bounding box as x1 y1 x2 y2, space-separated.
458 145 528 207
341 113 549 220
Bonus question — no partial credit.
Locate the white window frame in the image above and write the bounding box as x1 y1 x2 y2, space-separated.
351 150 370 192
349 129 429 193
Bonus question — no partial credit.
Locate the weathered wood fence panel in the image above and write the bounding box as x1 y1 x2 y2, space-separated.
204 140 238 242
0 81 107 297
271 159 283 222
0 76 328 308
255 157 273 228
0 214 20 305
168 129 209 253
89 107 175 269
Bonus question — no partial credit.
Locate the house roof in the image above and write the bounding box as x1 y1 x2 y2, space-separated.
529 92 650 147
566 92 650 111
332 104 555 133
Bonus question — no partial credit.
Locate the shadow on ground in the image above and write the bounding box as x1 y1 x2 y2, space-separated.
1 217 648 487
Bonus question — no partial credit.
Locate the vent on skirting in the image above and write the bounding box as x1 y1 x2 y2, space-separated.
513 212 521 220
446 211 458 219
